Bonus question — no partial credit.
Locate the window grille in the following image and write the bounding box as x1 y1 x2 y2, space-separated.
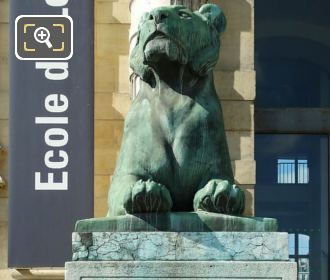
277 158 309 184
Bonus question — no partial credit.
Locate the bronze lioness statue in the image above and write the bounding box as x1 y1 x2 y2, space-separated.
107 4 245 216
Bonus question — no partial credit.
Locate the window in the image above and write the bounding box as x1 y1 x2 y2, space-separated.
277 158 309 184
289 234 310 280
297 160 309 184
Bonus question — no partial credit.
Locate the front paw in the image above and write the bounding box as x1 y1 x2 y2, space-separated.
193 179 245 215
123 179 173 214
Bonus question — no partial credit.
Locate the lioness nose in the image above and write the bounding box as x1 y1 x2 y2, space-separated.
149 9 169 24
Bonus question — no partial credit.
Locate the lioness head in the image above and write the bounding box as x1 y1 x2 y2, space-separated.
130 4 226 84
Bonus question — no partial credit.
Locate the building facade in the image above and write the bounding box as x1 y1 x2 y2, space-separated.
254 1 329 279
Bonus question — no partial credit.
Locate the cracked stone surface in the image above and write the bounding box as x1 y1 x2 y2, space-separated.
72 232 288 261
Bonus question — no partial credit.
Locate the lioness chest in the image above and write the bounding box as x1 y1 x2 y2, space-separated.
129 88 212 192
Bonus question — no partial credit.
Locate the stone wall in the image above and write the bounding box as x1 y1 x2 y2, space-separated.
212 0 255 216
94 0 132 217
0 0 255 278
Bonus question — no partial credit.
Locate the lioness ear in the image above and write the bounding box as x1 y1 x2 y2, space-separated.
198 4 226 34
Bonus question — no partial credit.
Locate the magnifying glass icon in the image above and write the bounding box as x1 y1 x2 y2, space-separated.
34 27 53 49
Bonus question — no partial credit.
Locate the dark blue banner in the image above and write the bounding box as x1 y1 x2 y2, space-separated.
9 0 94 267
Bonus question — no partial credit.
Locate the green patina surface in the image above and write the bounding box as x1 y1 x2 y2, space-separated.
75 212 278 232
77 4 279 233
107 4 245 217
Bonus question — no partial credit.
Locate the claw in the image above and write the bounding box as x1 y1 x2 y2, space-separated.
194 179 245 215
123 179 173 214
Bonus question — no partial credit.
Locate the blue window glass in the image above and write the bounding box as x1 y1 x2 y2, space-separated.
277 159 309 184
256 58 329 108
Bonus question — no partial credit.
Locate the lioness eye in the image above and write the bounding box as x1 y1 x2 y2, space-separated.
178 11 191 19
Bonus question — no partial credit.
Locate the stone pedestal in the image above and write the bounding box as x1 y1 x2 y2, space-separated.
65 231 297 279
66 260 296 279
74 212 278 232
72 232 288 261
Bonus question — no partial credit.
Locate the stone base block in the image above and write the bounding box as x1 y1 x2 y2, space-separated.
72 232 289 261
65 260 297 280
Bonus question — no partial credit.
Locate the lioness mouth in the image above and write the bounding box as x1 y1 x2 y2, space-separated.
146 31 169 43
